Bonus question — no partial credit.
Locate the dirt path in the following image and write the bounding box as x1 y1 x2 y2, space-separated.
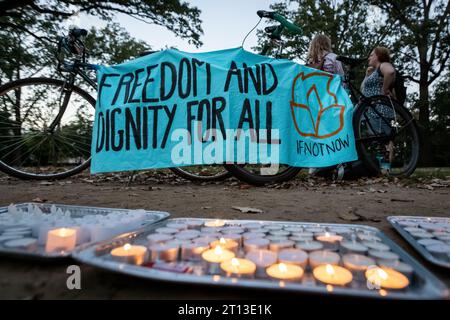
0 173 449 299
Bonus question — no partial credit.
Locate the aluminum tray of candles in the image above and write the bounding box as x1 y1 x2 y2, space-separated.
72 218 449 299
388 216 450 269
0 203 169 259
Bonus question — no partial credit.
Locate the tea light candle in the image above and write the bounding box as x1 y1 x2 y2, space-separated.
269 240 295 253
278 249 308 268
295 240 323 252
220 258 256 277
265 235 288 242
284 227 303 233
110 244 148 265
178 229 201 236
149 243 179 262
365 267 409 289
166 222 188 230
419 222 443 232
368 250 400 262
426 243 450 260
181 242 209 261
290 235 314 242
244 238 270 252
266 263 304 281
263 225 283 232
357 233 382 242
147 233 173 245
45 228 77 252
410 232 434 239
202 245 235 274
204 220 226 228
313 264 353 286
241 222 264 231
342 254 375 280
210 237 239 253
175 233 198 241
269 230 290 237
362 241 390 252
340 240 368 255
417 239 444 246
201 227 222 234
309 250 340 268
3 238 37 251
221 227 245 234
245 249 277 277
304 226 325 234
184 220 204 229
316 232 343 251
155 227 178 234
378 260 414 280
0 235 24 243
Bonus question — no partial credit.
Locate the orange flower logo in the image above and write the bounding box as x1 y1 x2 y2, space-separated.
290 71 345 139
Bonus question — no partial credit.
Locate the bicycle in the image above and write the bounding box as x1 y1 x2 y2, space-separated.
224 10 420 185
0 29 231 181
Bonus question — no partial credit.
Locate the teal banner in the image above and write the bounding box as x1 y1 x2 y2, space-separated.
91 47 357 173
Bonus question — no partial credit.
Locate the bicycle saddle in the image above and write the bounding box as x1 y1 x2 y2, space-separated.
336 55 366 68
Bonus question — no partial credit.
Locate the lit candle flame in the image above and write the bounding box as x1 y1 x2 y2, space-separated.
325 232 330 237
123 243 132 251
377 268 388 280
325 264 335 275
214 245 223 255
231 258 240 267
219 237 226 244
279 263 287 273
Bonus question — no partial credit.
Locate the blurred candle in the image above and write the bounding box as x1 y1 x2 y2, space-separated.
316 232 343 251
204 220 226 228
202 245 235 274
269 240 295 253
340 240 368 255
181 242 209 261
342 253 375 280
244 238 270 252
45 228 77 252
245 249 277 277
210 237 239 253
110 243 148 265
149 243 179 262
309 250 340 269
295 240 323 252
220 258 256 277
365 267 409 289
278 248 308 268
266 263 304 281
313 264 353 286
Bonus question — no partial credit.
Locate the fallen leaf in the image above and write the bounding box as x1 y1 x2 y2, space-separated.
232 206 264 214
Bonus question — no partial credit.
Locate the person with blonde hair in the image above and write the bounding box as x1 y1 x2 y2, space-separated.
306 34 344 76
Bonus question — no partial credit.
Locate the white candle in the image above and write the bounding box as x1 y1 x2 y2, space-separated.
147 233 173 245
3 238 37 251
426 243 450 260
204 220 226 228
368 250 400 262
340 240 368 255
178 229 201 237
278 248 308 268
245 249 277 277
290 235 314 242
419 222 444 232
309 250 340 269
313 264 353 286
221 227 245 234
263 225 283 231
284 227 304 233
265 235 288 242
362 241 390 252
417 239 444 246
342 253 375 280
241 222 264 231
242 232 266 243
266 263 304 281
202 245 235 274
269 230 290 237
149 243 179 262
110 244 148 265
269 240 295 252
315 232 343 251
365 267 409 289
181 242 209 261
378 260 414 280
244 238 270 252
45 228 77 252
220 233 242 246
295 241 324 252
155 227 179 234
175 233 198 241
220 258 256 277
0 235 24 243
410 232 434 239
210 237 239 253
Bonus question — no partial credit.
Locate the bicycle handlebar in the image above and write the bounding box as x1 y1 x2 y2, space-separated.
257 10 302 34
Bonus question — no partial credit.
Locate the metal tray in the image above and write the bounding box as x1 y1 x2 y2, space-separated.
0 203 169 259
73 218 449 299
388 216 450 269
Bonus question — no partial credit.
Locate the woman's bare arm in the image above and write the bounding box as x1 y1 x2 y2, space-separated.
380 62 396 95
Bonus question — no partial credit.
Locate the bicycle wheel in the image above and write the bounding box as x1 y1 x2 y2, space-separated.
0 77 95 179
224 163 302 186
170 165 232 182
353 95 420 177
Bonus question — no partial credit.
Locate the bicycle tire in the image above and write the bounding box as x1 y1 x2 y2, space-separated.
224 164 302 186
353 95 420 177
0 77 95 180
170 166 232 182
